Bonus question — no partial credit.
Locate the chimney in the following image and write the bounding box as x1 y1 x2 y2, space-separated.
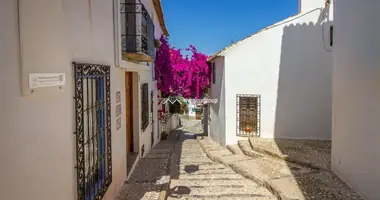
298 0 327 13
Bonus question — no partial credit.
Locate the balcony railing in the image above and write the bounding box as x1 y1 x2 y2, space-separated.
120 0 155 62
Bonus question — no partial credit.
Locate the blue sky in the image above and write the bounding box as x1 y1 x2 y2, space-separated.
161 0 298 56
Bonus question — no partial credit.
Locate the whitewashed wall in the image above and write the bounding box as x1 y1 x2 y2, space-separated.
332 0 380 199
116 0 164 156
0 0 126 200
209 57 227 146
136 0 163 155
138 69 160 156
212 3 333 145
0 1 72 200
65 1 127 199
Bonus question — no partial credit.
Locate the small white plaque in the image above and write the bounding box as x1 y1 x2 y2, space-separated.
29 73 66 89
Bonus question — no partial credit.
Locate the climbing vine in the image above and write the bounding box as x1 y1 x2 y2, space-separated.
155 35 210 99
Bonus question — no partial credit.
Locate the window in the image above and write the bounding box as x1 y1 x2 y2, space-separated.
330 25 333 47
120 1 155 62
73 62 112 200
141 83 149 131
236 94 260 137
212 62 216 84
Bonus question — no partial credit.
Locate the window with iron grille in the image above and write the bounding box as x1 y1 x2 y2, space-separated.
236 94 260 137
141 83 149 131
73 62 112 200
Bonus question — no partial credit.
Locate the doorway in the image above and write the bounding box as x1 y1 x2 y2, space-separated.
125 72 137 175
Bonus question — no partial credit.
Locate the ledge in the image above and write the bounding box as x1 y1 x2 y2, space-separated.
118 59 150 72
122 52 153 63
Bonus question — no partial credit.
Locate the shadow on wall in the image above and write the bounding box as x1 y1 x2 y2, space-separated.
274 14 333 140
208 58 226 146
271 8 337 200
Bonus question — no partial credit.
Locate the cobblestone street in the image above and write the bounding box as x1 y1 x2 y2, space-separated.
116 117 363 200
117 118 275 200
167 121 276 199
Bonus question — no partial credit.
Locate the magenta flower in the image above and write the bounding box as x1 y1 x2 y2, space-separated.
155 35 210 99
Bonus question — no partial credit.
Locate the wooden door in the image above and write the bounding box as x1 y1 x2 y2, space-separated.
125 72 134 152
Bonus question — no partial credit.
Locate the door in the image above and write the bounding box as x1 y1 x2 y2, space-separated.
125 72 134 152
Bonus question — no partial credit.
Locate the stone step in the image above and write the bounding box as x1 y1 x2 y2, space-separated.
178 153 207 157
237 140 268 159
167 184 273 197
178 172 244 180
178 163 226 170
177 167 232 174
208 149 233 157
116 183 161 200
227 144 244 154
198 137 364 200
177 158 213 164
178 161 215 166
268 172 364 200
170 178 256 187
167 187 276 200
168 196 275 200
246 138 331 171
230 158 313 182
176 170 237 177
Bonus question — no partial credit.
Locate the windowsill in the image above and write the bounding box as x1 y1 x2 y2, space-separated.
118 59 150 72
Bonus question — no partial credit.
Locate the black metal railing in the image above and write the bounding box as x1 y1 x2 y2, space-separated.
236 94 261 137
74 62 112 200
120 0 155 60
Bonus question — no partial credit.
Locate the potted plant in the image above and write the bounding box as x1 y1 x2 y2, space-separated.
158 109 170 140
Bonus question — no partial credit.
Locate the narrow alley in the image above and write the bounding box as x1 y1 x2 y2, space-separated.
118 118 276 200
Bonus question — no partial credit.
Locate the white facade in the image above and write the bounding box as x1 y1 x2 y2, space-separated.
209 0 333 146
332 0 380 199
0 0 166 199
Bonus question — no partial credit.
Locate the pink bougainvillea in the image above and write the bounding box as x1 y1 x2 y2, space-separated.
155 35 210 99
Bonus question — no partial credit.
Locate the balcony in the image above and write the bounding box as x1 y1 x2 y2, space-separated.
120 0 155 62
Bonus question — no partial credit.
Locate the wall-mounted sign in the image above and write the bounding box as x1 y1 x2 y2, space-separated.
29 73 66 89
116 104 122 117
116 91 121 103
116 117 121 131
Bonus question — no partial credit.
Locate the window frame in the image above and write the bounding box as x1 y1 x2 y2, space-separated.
236 94 261 137
141 83 149 131
73 62 112 200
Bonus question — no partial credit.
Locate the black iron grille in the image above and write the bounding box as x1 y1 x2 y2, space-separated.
120 0 155 58
74 62 112 200
236 94 261 137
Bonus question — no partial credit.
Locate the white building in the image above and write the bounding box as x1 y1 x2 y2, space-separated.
207 0 334 146
332 0 380 199
0 0 169 200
